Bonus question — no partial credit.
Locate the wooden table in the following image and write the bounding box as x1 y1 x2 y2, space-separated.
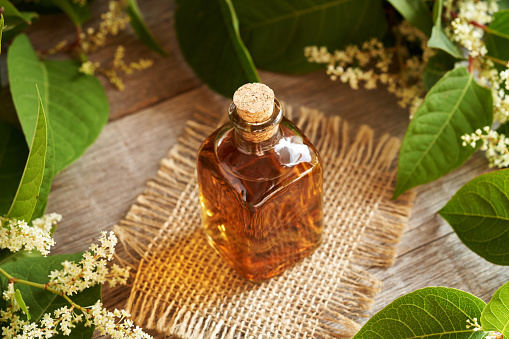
24 0 509 337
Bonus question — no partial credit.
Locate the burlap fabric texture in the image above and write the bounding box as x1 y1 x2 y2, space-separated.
114 105 415 338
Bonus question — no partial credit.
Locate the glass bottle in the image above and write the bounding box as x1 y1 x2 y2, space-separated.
196 83 323 282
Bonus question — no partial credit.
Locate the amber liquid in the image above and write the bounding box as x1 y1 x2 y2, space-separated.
197 118 323 282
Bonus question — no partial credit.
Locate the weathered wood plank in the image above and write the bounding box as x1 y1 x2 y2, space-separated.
26 0 201 120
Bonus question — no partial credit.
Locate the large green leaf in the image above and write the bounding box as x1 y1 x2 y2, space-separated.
0 122 28 215
8 34 109 174
386 0 432 37
482 281 509 335
126 0 167 56
423 50 458 90
0 253 100 338
0 248 42 267
439 169 509 265
49 0 91 27
428 0 464 59
175 0 260 98
485 10 509 71
353 287 486 338
7 94 47 223
0 0 38 42
236 0 388 73
394 67 493 198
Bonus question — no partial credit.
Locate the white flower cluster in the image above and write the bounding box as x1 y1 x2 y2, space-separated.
1 299 151 339
85 301 152 339
466 317 483 331
478 60 509 124
500 68 509 91
0 213 60 256
305 38 392 91
465 318 502 338
462 126 509 168
32 213 62 234
48 231 130 295
0 230 148 339
448 0 498 57
305 23 430 114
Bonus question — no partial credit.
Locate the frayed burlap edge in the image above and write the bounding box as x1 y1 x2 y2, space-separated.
113 105 415 338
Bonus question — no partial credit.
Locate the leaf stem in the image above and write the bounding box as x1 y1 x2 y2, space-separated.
0 267 79 310
484 55 508 67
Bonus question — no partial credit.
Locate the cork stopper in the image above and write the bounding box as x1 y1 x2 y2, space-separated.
233 83 274 124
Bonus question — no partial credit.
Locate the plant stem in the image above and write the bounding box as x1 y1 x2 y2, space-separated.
468 56 474 73
0 265 143 337
485 55 508 67
0 267 79 310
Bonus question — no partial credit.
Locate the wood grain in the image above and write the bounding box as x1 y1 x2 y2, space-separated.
22 0 509 337
25 0 201 120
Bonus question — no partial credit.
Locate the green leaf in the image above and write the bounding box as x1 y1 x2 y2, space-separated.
482 281 509 335
394 67 493 198
428 0 464 59
236 0 388 73
175 0 260 98
353 287 486 338
439 169 509 265
386 0 433 37
487 9 509 40
32 119 54 219
0 0 38 42
0 253 100 337
0 248 42 266
48 0 91 27
8 34 109 174
0 121 28 215
423 50 458 90
14 289 31 320
485 10 509 70
7 92 47 223
126 0 167 56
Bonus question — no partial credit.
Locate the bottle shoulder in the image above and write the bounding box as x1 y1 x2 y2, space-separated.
197 118 321 181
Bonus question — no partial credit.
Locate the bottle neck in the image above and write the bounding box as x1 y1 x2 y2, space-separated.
229 98 283 154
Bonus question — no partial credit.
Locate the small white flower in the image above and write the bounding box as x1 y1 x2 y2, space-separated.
461 127 509 168
48 231 129 295
0 214 59 256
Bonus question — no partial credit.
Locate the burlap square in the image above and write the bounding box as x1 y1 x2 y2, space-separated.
114 105 415 338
